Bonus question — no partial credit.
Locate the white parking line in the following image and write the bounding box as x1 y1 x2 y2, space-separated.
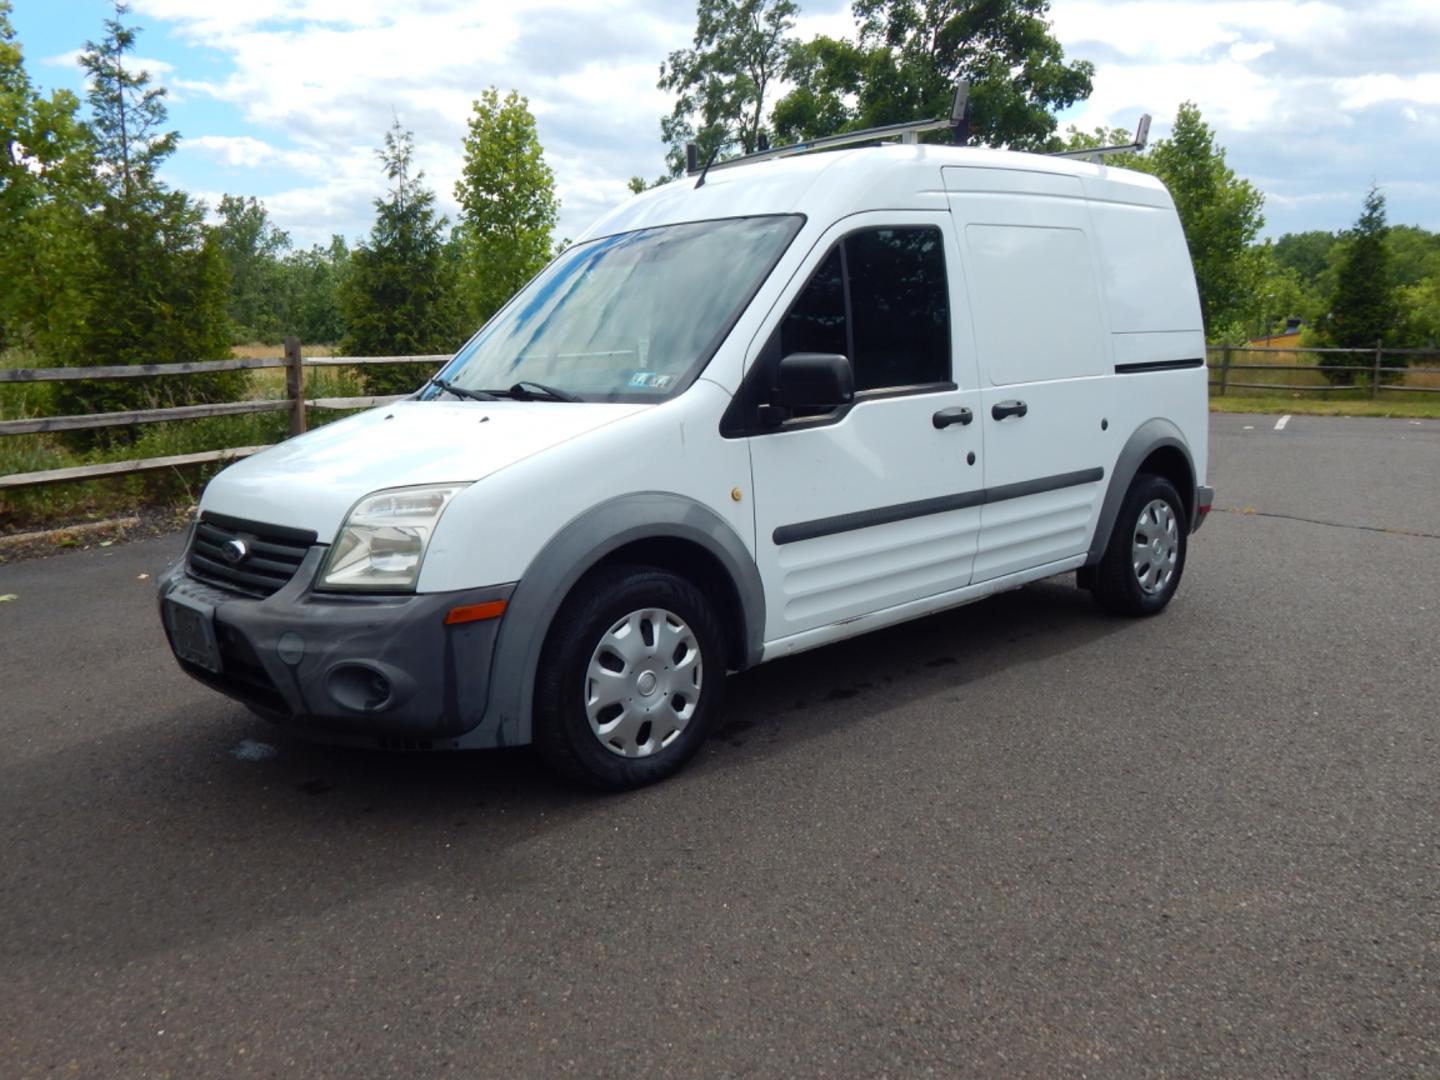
1274 414 1291 431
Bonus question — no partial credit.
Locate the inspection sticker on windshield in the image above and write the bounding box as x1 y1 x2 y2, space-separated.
628 372 673 390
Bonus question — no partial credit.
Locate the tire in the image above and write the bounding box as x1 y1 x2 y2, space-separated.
533 564 728 790
1089 472 1189 616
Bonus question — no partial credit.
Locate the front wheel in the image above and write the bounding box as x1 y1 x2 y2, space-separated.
533 565 727 790
1089 472 1189 616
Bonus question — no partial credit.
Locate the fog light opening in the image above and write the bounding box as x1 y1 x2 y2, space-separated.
327 664 395 713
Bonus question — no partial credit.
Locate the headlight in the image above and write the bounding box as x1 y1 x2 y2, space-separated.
320 484 468 592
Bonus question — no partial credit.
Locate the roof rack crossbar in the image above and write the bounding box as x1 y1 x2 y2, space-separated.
1049 114 1151 162
684 82 971 178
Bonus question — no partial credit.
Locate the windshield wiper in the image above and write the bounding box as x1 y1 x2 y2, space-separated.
465 382 582 402
428 376 500 402
509 381 581 402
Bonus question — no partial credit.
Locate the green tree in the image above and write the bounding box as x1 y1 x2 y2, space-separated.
53 2 239 439
1128 103 1265 337
452 88 558 326
214 194 291 343
1318 186 1400 382
80 1 173 199
1272 230 1337 290
772 0 1092 150
1384 225 1440 289
278 235 350 345
1211 243 1315 345
1060 123 1135 155
1397 276 1440 348
659 0 799 175
342 120 460 395
0 0 94 355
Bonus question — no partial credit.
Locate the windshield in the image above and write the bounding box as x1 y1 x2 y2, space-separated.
425 215 803 403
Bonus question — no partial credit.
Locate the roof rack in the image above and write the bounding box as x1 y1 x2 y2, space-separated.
685 81 973 179
1048 114 1152 162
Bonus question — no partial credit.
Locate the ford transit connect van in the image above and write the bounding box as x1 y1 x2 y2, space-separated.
160 134 1214 789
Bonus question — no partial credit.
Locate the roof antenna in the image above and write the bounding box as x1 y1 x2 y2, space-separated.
694 143 721 188
950 80 972 145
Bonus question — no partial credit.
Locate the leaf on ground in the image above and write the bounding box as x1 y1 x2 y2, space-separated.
137 573 150 581
0 594 17 603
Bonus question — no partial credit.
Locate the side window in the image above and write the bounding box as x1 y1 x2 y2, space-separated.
846 228 950 390
779 247 845 357
777 226 951 393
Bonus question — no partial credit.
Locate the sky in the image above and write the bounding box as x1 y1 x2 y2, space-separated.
10 0 1440 249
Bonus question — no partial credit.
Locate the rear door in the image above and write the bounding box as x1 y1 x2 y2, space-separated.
945 167 1114 582
737 211 986 646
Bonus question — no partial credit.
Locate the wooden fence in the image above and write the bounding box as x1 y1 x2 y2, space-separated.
5 338 1439 493
0 337 446 492
1206 342 1440 397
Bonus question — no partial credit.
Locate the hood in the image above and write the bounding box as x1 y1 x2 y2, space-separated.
199 399 646 538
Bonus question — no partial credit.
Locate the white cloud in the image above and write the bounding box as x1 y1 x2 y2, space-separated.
1336 73 1440 109
133 0 1439 244
188 134 285 168
138 0 696 243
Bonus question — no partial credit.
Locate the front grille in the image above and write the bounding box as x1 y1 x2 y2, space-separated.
188 512 317 597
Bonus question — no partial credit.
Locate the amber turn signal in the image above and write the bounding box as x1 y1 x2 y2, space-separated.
444 599 508 625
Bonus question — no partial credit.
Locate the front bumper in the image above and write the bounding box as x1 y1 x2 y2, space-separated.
158 546 515 747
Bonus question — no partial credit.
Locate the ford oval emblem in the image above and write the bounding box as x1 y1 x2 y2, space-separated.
222 538 249 565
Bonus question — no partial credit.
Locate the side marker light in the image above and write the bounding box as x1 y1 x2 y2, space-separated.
444 599 508 625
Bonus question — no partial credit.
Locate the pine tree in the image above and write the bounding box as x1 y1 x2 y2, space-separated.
452 88 558 326
53 2 240 438
1321 186 1401 383
341 120 461 395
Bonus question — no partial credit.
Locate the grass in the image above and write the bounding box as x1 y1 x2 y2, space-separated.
1210 393 1440 419
1206 346 1440 418
1 345 370 533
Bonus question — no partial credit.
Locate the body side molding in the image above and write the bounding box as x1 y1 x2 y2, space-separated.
1114 358 1205 374
481 492 765 748
773 467 1104 546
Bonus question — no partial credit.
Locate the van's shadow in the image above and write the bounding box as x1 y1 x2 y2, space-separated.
2 579 1127 971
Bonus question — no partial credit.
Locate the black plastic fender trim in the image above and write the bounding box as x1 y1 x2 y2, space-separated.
481 492 765 748
1085 418 1196 565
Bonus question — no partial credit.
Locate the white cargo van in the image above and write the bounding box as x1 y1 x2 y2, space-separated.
160 117 1213 788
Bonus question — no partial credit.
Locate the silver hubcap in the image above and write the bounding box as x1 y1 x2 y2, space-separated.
585 608 702 758
1133 498 1179 595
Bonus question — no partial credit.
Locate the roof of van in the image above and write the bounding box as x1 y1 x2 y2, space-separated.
579 144 1174 243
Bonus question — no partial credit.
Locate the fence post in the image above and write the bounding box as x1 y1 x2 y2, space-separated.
1218 345 1232 397
1369 338 1383 400
285 336 307 436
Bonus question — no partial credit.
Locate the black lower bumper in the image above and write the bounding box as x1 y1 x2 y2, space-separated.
158 551 515 746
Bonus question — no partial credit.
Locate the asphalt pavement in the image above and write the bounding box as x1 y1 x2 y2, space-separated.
2 413 1438 1077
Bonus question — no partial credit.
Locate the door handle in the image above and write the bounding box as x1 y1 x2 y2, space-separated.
991 399 1028 421
932 406 973 429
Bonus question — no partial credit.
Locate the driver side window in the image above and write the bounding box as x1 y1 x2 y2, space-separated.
779 226 952 392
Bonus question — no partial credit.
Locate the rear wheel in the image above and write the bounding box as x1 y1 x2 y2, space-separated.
1090 472 1188 616
533 565 727 790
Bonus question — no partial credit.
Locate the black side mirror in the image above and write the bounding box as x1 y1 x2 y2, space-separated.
774 352 854 410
